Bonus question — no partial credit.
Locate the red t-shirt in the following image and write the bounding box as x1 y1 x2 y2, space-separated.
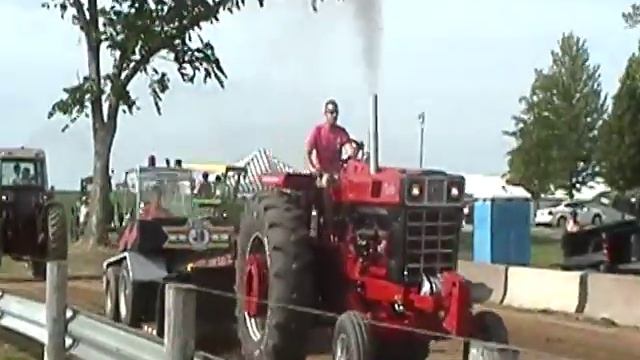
306 123 351 173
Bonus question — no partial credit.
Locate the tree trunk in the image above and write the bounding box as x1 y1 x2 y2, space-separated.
86 121 116 246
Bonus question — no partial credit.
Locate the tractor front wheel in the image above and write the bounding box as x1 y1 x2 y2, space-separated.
235 190 315 360
332 311 373 360
464 311 519 360
332 311 430 360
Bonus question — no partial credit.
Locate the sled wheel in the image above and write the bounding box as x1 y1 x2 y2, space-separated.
118 260 143 326
332 311 373 360
104 265 120 321
464 311 519 360
235 190 315 360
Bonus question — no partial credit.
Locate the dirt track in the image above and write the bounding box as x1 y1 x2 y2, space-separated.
1 278 640 360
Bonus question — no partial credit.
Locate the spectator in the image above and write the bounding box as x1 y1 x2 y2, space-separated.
565 210 582 233
195 172 213 198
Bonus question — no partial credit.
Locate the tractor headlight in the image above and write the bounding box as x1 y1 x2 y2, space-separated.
446 179 464 202
406 179 426 204
0 192 13 202
410 183 422 197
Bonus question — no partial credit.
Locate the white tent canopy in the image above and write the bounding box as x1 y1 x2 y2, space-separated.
547 180 610 201
461 173 532 200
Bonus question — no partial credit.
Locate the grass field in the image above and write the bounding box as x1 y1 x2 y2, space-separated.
459 229 562 268
0 329 44 360
0 243 114 278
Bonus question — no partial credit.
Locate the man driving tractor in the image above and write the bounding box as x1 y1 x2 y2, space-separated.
141 185 173 219
305 99 357 239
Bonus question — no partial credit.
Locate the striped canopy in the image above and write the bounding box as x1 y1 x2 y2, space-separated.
230 148 303 196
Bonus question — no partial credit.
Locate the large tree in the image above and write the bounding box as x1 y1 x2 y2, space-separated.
44 0 327 245
504 32 608 198
597 49 640 191
596 6 640 192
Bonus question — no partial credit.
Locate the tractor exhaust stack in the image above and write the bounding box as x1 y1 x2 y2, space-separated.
369 93 379 174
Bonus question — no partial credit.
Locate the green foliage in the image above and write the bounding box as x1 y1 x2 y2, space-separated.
597 49 640 191
43 0 333 128
623 3 640 29
504 32 608 198
43 0 272 127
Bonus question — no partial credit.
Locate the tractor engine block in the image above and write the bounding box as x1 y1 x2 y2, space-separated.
349 207 392 262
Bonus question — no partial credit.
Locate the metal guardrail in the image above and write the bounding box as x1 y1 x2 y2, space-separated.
0 290 222 360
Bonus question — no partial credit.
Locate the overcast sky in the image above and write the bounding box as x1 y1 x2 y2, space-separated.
1 0 637 189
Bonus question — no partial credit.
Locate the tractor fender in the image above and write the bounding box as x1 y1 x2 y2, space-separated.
102 251 168 283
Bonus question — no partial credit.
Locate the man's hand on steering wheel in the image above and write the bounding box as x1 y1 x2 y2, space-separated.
340 139 363 164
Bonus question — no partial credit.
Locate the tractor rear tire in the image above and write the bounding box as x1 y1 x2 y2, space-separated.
104 265 120 321
235 190 315 360
47 204 67 260
464 311 519 360
332 311 373 360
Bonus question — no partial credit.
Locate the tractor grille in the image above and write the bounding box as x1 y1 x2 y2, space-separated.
405 207 461 281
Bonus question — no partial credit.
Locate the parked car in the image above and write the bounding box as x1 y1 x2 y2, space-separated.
535 200 604 227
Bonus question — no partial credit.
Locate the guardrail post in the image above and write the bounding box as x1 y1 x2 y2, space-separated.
44 215 69 360
45 260 68 360
164 283 196 360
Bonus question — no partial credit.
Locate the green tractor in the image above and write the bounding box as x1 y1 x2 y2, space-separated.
102 157 238 329
185 163 248 230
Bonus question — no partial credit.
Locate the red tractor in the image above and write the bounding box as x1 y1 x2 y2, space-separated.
234 95 516 360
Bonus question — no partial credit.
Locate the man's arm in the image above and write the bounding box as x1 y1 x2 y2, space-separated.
339 127 357 158
305 127 320 172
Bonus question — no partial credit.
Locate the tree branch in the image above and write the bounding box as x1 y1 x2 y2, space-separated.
70 0 89 32
121 1 227 87
122 42 167 86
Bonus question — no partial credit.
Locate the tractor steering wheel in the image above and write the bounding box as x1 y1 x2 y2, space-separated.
340 139 365 165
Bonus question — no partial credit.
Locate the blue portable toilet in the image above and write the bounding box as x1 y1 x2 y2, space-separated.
472 189 532 266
